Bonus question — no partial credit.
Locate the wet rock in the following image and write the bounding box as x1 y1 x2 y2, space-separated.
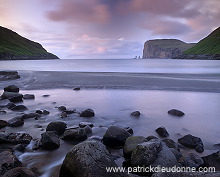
58 106 66 111
0 71 20 81
8 116 24 127
42 110 50 115
39 132 60 150
73 87 80 91
4 85 19 93
79 122 94 128
178 134 204 152
131 139 162 167
1 92 23 103
46 121 67 135
202 151 220 171
2 167 37 177
155 127 169 137
114 124 134 134
62 128 87 141
162 139 179 151
146 135 158 141
42 95 50 97
130 111 141 117
22 113 40 119
195 144 204 153
0 120 8 129
184 153 204 168
103 126 131 148
0 99 11 107
60 141 127 177
170 148 182 161
7 103 16 109
63 109 75 114
0 132 32 145
123 136 148 158
0 150 22 176
14 144 26 152
84 125 93 134
23 94 35 99
168 109 185 117
35 110 43 114
11 105 28 111
80 109 95 117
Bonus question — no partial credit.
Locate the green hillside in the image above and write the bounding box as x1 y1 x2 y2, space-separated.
0 26 58 60
184 27 220 55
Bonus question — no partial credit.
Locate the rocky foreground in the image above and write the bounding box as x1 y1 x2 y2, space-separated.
0 85 220 177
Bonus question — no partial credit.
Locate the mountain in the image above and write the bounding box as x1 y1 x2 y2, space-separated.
142 39 195 59
0 26 59 60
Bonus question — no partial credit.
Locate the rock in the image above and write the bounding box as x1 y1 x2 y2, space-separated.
131 139 162 167
162 139 179 151
14 144 26 152
11 105 28 111
130 111 141 117
155 127 169 137
22 113 40 119
168 109 185 117
2 167 37 177
62 128 87 141
7 103 16 109
46 121 67 135
0 71 20 81
184 153 204 168
35 110 43 114
79 122 94 128
42 95 50 97
80 109 95 117
170 148 182 161
39 132 60 150
84 125 93 134
42 110 50 115
202 151 220 171
114 124 134 134
73 87 81 91
60 112 67 118
8 116 24 127
195 144 204 153
63 109 75 114
23 94 35 99
58 106 66 111
4 85 19 93
60 141 127 177
102 126 131 148
0 99 11 107
146 136 158 141
0 120 8 129
178 134 204 152
0 150 22 176
123 136 148 158
0 132 32 145
1 92 23 103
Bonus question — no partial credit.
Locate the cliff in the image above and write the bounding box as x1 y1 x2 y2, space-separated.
142 39 195 59
0 26 59 60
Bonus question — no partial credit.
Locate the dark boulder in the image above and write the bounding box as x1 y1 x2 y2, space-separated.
162 138 179 151
4 85 19 93
8 116 24 127
35 110 43 114
0 132 32 145
11 105 28 111
102 126 131 148
202 151 220 171
0 71 20 81
0 120 8 129
23 94 35 100
2 167 37 177
84 125 93 134
59 141 127 177
62 128 87 141
0 150 22 176
130 111 141 117
168 109 185 117
7 103 16 109
73 87 81 91
42 110 50 115
58 106 67 111
80 109 95 117
178 134 204 152
46 121 67 135
39 132 60 150
79 122 94 128
184 153 204 168
1 92 23 103
22 113 40 119
155 127 169 137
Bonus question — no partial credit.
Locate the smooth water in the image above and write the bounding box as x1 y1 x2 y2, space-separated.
1 59 220 74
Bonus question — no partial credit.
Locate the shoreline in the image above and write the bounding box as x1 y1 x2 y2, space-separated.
0 70 220 93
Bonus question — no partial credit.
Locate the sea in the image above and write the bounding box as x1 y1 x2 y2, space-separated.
1 59 220 177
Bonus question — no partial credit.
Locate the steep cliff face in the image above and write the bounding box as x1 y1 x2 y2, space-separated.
0 26 59 60
142 39 195 59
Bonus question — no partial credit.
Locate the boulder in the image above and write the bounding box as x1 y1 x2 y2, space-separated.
58 106 67 111
1 92 23 103
46 121 67 135
0 120 8 129
62 128 87 141
0 132 32 145
22 113 40 119
11 105 28 111
4 85 19 93
168 109 185 117
202 151 220 171
170 148 183 161
155 127 169 137
162 139 179 151
0 99 11 107
7 103 16 109
84 125 93 134
130 111 141 117
8 116 24 127
0 150 22 176
73 87 80 91
59 141 127 177
79 122 94 128
80 109 95 117
102 126 131 148
123 136 148 158
131 139 162 167
178 134 204 152
35 110 43 114
39 131 60 150
184 153 204 168
23 94 35 99
42 110 50 115
2 167 37 177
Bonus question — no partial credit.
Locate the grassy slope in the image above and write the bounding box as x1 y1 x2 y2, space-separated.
184 27 220 55
0 26 57 57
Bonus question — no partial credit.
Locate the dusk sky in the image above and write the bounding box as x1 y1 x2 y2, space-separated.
1 0 220 59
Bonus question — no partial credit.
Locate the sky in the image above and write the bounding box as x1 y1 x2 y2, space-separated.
1 0 220 59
